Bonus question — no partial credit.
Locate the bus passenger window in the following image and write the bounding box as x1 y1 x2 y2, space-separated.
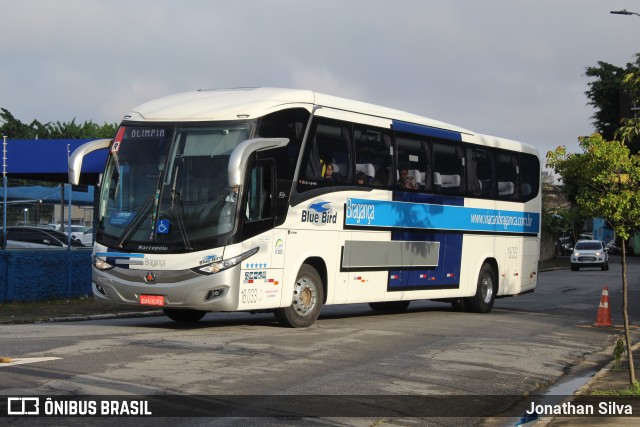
395 134 430 191
355 127 392 187
298 119 352 191
432 141 463 194
466 147 495 198
496 152 519 201
519 153 540 202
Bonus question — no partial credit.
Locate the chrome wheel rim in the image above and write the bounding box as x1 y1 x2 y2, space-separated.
292 277 317 316
481 274 494 304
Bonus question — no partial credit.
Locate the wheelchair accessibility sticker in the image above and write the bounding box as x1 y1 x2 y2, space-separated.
156 219 170 235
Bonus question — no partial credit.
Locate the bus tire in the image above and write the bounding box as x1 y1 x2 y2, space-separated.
368 301 410 312
163 308 206 323
450 298 468 312
465 263 497 313
274 264 324 328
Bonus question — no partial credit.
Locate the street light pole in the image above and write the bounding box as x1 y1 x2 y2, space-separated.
610 9 640 18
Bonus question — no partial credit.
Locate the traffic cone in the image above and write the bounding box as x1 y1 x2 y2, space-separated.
594 285 613 327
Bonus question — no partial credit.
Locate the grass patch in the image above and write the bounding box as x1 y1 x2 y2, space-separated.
591 381 640 396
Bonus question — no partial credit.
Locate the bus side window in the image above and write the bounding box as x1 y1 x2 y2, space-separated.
519 153 540 202
395 133 430 191
257 108 310 181
432 141 463 194
354 126 392 187
246 162 273 222
496 152 519 201
298 119 352 190
466 147 495 198
241 160 276 239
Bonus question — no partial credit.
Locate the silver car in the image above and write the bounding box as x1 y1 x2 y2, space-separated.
571 240 609 271
1 226 86 249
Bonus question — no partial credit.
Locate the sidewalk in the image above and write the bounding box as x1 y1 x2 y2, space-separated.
533 340 640 426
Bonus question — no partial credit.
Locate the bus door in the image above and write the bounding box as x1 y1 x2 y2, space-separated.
238 160 285 310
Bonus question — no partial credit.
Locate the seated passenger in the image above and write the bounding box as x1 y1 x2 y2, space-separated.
324 164 337 181
398 168 418 190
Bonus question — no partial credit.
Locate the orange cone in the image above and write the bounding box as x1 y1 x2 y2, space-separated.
594 286 613 327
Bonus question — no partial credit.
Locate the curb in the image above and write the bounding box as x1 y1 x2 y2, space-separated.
533 340 640 426
48 310 163 323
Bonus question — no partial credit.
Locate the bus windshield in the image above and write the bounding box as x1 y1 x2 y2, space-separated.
98 124 251 251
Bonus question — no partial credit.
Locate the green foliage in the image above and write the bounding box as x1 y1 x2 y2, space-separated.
615 69 640 146
585 53 640 153
591 381 640 396
0 108 117 139
546 134 640 240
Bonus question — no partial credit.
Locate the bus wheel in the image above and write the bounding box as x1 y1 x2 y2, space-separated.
450 298 468 312
163 308 206 323
368 301 410 312
274 264 324 328
466 263 497 313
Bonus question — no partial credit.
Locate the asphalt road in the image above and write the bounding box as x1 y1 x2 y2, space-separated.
1 255 638 426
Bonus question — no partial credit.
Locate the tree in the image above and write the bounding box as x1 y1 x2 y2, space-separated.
616 66 640 146
547 134 640 388
0 108 117 139
585 53 640 152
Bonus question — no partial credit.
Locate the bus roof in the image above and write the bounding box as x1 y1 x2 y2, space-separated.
125 87 466 131
125 87 537 156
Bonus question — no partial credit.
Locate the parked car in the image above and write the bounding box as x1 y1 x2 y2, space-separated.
571 240 609 271
606 239 635 255
556 236 574 256
1 226 86 249
46 224 87 235
70 227 93 246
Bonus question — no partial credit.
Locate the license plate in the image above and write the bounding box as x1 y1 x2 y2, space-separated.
140 294 164 306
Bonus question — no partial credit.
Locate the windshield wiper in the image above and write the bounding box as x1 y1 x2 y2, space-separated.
116 195 155 248
168 166 192 250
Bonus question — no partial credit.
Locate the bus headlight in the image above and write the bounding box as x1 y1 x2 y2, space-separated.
93 256 114 271
194 247 259 275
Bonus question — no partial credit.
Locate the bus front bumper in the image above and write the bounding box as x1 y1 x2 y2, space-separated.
91 265 241 311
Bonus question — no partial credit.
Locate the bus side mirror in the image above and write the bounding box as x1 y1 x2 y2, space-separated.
68 139 112 185
227 138 289 187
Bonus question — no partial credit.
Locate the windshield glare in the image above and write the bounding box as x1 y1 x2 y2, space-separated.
98 124 250 251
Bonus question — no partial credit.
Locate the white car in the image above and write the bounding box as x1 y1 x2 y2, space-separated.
571 240 609 271
70 227 94 246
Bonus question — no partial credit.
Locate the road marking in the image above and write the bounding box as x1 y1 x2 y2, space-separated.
0 357 61 367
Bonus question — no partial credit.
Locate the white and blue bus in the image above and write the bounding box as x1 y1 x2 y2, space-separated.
70 88 540 327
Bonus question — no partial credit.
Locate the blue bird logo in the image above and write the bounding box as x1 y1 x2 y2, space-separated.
309 201 331 213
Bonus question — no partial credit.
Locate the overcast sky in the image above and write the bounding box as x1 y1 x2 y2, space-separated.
1 0 639 162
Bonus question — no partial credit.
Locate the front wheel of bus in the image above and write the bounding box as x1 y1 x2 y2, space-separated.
163 308 207 323
466 263 497 313
274 264 324 328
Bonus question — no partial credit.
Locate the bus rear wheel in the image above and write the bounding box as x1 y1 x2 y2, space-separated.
163 308 207 323
274 264 324 328
465 263 497 313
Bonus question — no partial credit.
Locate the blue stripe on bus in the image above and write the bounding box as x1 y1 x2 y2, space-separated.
345 197 540 234
391 120 463 141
